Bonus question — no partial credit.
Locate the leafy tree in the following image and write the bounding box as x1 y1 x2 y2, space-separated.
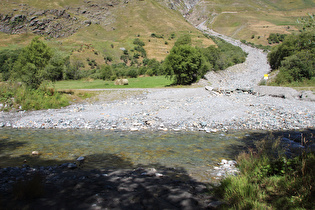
44 52 65 82
147 58 162 76
0 49 21 81
164 45 209 85
275 50 315 84
11 37 53 89
268 14 315 84
64 59 84 80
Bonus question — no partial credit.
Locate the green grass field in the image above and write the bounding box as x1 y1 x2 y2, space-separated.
51 76 174 89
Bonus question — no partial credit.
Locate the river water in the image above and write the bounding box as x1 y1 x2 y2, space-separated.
0 128 266 181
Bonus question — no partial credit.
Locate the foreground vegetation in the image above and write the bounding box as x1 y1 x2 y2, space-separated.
0 83 69 111
214 133 315 209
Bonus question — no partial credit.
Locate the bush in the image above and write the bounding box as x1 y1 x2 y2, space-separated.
174 34 192 47
145 69 154 76
64 60 84 80
99 65 113 80
133 38 145 47
0 82 69 111
127 68 138 78
0 49 21 81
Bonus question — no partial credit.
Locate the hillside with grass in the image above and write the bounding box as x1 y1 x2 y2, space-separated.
0 0 215 67
186 0 315 45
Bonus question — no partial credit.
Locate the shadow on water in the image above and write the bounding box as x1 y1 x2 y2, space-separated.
1 152 216 210
224 128 315 159
0 139 27 154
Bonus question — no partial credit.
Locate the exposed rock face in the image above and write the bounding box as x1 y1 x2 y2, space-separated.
0 8 79 38
0 0 201 38
158 0 200 14
0 0 119 38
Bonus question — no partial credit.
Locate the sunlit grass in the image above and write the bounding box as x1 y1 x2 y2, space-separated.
51 76 174 89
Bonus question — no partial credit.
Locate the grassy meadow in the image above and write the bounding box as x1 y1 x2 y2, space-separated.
51 76 174 89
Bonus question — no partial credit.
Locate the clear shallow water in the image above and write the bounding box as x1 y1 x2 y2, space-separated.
0 128 262 181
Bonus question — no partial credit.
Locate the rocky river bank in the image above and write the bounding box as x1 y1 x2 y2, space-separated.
1 23 314 209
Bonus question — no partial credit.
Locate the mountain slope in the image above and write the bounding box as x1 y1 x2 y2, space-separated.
0 0 214 63
184 0 315 45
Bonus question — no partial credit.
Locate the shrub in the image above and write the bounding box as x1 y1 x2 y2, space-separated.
127 68 138 78
145 69 154 76
214 133 315 209
133 38 145 46
0 82 69 111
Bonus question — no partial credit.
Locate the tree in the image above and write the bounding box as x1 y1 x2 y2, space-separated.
11 37 53 89
44 52 65 82
0 49 21 81
268 14 315 84
164 45 209 85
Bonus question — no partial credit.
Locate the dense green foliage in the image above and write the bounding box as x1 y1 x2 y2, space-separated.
163 34 247 85
214 134 315 209
0 82 69 111
267 33 287 44
199 35 248 71
10 37 54 89
164 44 209 85
173 34 192 47
0 49 21 81
206 36 247 71
268 14 315 85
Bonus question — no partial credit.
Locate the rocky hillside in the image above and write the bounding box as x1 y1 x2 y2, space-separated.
0 0 124 38
0 0 213 63
0 0 314 61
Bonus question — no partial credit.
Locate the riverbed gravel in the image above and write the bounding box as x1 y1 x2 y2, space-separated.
0 25 314 132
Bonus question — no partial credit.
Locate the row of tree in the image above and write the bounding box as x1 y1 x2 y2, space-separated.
0 34 247 89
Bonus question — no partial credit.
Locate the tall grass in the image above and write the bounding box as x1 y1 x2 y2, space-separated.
214 133 315 209
0 82 69 111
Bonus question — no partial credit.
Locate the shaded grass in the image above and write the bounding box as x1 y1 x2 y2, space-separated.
213 133 315 209
52 76 173 89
